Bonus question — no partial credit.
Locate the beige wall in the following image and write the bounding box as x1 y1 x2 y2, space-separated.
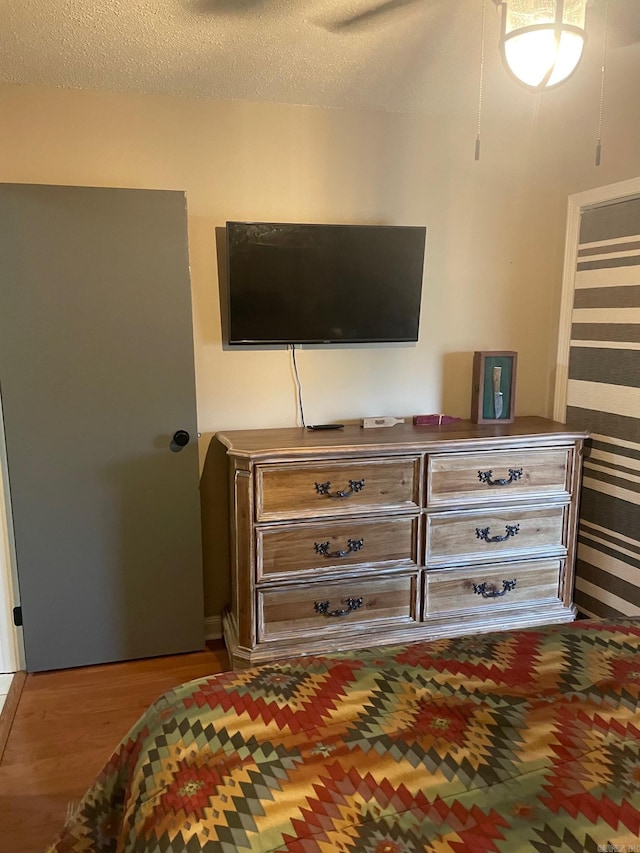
1 81 639 619
0 85 564 434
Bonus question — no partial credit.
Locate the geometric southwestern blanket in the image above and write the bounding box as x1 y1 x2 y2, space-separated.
47 619 640 853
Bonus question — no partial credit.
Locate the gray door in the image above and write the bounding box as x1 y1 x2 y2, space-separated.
0 184 204 671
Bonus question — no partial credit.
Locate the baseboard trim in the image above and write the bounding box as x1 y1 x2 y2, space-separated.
205 615 223 642
0 670 26 763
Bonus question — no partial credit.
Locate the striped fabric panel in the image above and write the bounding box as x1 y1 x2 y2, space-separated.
566 197 640 618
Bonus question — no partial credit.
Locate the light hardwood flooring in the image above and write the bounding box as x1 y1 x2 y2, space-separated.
0 641 229 853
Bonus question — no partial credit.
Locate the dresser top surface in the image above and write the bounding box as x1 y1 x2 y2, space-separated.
215 417 588 460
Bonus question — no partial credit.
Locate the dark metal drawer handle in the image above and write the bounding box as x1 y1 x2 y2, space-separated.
475 524 520 543
314 597 364 617
314 538 364 558
473 579 517 598
477 468 523 486
315 479 365 498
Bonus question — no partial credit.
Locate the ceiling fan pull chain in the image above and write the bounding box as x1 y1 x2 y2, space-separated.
475 0 487 161
595 0 610 166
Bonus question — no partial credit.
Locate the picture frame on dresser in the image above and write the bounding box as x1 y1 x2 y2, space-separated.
471 350 517 424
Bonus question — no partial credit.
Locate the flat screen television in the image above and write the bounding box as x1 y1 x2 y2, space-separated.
225 221 427 345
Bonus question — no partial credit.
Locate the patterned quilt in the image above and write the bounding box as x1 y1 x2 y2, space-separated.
48 619 640 852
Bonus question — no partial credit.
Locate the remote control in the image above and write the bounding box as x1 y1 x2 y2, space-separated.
307 424 344 430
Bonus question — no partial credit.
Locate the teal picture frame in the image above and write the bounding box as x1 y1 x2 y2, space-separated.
470 351 517 424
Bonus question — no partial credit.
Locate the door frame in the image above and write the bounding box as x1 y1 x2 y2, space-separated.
554 175 640 421
0 393 22 674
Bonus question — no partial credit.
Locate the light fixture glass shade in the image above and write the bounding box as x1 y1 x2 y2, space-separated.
499 0 588 90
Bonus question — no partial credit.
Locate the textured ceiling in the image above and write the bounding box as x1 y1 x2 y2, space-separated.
1 0 639 116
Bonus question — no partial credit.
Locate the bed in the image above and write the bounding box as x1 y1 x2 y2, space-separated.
48 618 640 852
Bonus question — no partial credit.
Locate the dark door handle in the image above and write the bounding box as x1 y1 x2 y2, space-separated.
170 429 190 452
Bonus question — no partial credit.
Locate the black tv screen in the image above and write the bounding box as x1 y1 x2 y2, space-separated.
225 221 426 345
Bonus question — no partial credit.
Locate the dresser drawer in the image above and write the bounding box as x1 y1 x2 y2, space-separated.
257 515 418 582
256 456 420 521
426 504 566 566
425 558 563 616
258 574 418 641
427 448 571 507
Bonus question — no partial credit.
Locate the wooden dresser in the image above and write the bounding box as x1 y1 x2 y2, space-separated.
214 417 587 669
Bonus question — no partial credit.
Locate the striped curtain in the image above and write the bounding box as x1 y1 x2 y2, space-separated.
565 196 640 618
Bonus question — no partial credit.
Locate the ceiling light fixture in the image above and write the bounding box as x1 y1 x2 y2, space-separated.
493 0 589 90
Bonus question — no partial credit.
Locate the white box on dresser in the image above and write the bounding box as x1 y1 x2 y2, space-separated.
213 417 588 669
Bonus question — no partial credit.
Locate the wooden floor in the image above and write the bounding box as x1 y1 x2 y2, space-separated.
0 641 230 853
